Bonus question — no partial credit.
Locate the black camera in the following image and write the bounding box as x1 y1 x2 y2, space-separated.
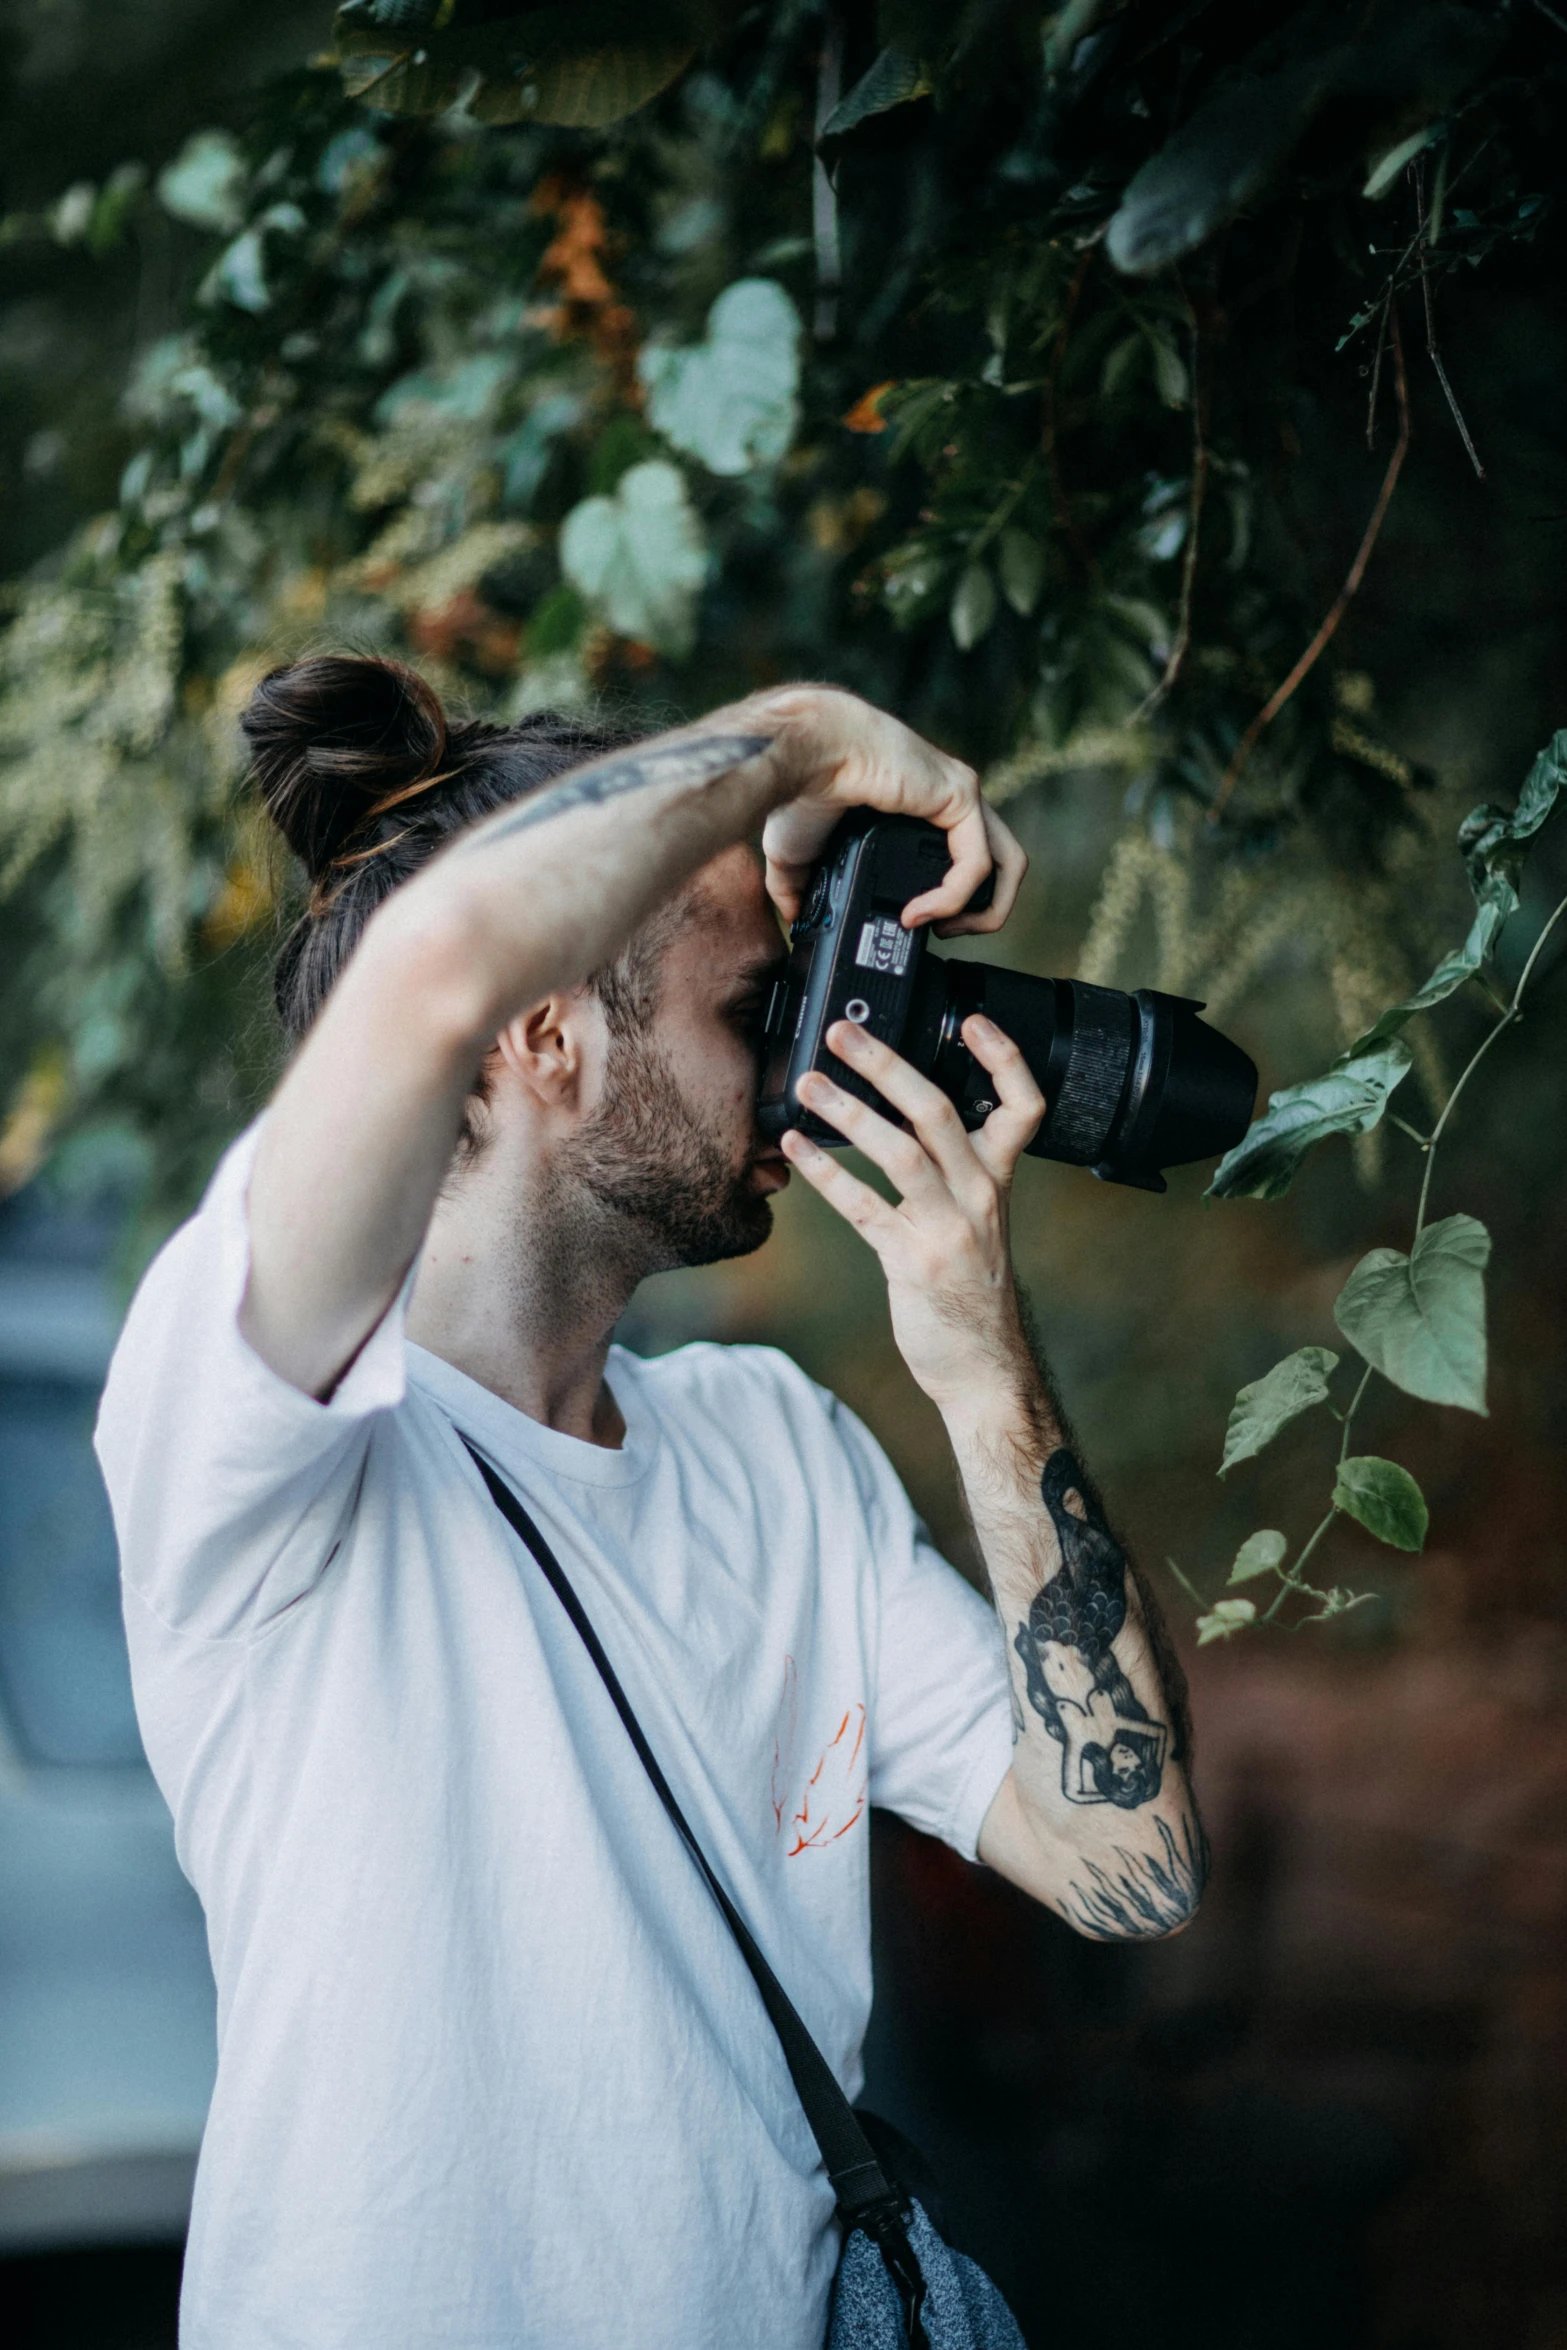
758 813 1257 1191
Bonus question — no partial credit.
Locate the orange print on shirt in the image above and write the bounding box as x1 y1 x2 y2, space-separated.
784 1700 868 1856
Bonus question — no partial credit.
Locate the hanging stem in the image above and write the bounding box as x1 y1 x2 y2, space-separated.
1415 886 1567 1238
1209 306 1410 823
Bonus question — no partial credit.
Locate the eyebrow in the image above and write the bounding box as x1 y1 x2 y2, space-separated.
728 949 788 990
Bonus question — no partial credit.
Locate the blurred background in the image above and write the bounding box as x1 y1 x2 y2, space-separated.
1 4 1565 2345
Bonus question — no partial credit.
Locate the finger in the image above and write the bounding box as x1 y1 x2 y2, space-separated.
764 854 810 925
779 1128 901 1248
900 792 991 930
935 804 1028 937
794 1070 949 1209
823 1020 988 1201
961 1015 1046 1180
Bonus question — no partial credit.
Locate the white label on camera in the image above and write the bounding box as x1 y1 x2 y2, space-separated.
855 917 911 977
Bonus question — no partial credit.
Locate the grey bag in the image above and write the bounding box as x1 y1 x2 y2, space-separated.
468 1444 1028 2350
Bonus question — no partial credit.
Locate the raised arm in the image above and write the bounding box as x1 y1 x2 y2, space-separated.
242 680 1025 1402
779 1014 1206 1940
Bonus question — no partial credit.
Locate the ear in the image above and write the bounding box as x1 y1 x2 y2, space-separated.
492 990 593 1112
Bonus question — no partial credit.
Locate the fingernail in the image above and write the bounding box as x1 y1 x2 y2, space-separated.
966 1014 997 1039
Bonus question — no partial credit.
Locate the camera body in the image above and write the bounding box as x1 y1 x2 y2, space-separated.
757 812 1258 1192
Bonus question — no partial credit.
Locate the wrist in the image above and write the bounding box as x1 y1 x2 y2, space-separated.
934 1361 1059 1469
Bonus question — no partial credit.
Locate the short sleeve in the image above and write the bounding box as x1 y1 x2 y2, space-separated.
95 1121 409 1642
823 1392 1015 1862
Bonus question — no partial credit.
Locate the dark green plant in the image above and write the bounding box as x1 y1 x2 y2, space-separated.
1180 734 1565 1637
1 1 1565 1619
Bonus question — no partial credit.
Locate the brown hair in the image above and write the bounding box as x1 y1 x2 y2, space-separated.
242 655 632 1042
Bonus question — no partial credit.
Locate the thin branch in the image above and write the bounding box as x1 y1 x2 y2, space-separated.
1417 160 1485 478
1164 1555 1207 1606
1263 1510 1337 1621
1209 306 1410 822
1338 1364 1374 1463
1366 290 1392 449
1414 885 1567 1237
1131 302 1208 721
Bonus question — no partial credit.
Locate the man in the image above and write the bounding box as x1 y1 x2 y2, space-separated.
97 667 1203 2348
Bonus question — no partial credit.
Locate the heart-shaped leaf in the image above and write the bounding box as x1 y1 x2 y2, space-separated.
1333 1455 1428 1551
1334 1212 1490 1413
1196 1596 1257 1645
1220 1346 1339 1474
558 459 707 655
1207 1039 1412 1202
639 279 801 479
1229 1530 1288 1584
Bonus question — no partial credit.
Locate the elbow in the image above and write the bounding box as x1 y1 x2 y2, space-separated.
1059 1811 1210 1944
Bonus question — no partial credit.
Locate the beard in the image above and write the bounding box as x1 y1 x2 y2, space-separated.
563 1029 775 1273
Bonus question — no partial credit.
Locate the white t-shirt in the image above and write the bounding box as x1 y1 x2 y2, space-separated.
95 1126 1015 2350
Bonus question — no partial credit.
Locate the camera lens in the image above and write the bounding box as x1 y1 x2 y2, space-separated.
910 959 1256 1190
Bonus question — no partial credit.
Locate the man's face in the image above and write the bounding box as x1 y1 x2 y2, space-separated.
565 845 791 1272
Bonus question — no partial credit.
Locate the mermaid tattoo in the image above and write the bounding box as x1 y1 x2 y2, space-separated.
1013 1450 1169 1811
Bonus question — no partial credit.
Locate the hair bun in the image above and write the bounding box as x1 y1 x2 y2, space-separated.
241 656 449 882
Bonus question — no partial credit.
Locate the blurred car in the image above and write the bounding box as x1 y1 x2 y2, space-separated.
0 1189 215 2251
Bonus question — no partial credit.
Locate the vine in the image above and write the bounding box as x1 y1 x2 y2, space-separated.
1182 736 1566 1641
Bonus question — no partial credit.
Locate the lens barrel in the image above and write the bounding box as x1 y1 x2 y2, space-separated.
909 960 1256 1191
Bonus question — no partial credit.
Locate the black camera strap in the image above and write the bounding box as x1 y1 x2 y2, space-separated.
462 1440 930 2349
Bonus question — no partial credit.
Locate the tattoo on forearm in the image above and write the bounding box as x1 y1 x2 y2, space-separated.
467 732 774 850
1061 1815 1209 1941
1013 1449 1170 1811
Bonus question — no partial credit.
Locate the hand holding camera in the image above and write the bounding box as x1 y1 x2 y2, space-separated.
748 683 1029 936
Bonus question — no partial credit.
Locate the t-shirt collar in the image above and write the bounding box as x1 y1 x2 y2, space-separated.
406 1341 654 1490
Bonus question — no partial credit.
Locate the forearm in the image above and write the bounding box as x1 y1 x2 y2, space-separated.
246 709 787 1394
949 1365 1206 1940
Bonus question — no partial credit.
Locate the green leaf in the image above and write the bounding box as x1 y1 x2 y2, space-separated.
1333 1456 1428 1552
1363 123 1438 199
1196 1597 1257 1645
639 279 801 478
1106 59 1338 277
1207 1039 1412 1202
950 562 997 650
155 130 245 234
558 459 708 655
1333 1211 1490 1413
1347 730 1567 1057
1220 1346 1340 1474
997 529 1044 617
1228 1530 1288 1584
333 3 711 126
1146 325 1189 409
821 46 932 138
473 44 697 127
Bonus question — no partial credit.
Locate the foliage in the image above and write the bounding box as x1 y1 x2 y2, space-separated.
0 3 1564 1617
1188 740 1566 1639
